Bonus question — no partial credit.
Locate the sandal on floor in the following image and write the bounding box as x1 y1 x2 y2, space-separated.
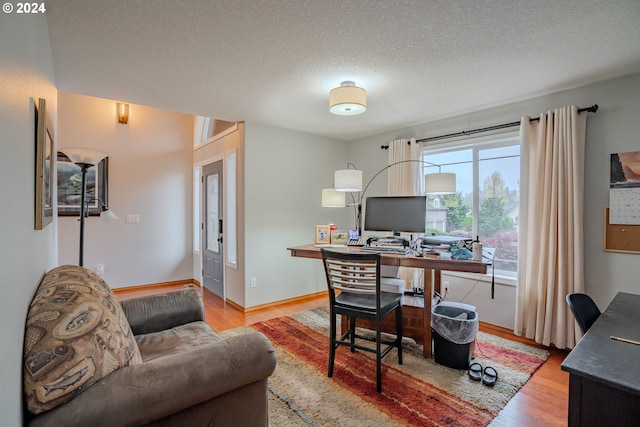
468 362 482 381
482 366 498 387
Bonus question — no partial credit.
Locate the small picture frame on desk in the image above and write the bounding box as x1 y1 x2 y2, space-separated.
331 230 348 245
315 225 331 244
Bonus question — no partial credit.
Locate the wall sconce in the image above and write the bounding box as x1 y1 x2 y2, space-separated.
117 102 129 124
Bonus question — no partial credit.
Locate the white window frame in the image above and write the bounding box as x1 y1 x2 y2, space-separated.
193 165 201 253
193 151 238 269
194 117 238 150
421 130 520 285
193 116 213 148
225 149 237 267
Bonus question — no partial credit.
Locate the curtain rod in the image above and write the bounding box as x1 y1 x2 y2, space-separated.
381 104 598 149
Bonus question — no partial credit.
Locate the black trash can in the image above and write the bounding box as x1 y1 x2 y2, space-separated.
431 301 478 370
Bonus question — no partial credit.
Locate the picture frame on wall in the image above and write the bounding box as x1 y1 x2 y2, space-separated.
315 225 331 244
35 98 54 230
57 152 109 216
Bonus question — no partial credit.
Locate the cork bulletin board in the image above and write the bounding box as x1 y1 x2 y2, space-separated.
604 208 640 254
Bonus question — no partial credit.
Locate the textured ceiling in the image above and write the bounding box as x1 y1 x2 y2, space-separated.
45 0 640 141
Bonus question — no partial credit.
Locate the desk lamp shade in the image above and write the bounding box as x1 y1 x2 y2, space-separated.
334 169 363 192
321 188 346 207
425 172 456 194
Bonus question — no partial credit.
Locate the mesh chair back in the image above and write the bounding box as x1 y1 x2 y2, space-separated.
566 293 601 334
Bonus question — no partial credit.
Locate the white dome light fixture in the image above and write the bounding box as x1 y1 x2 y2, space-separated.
329 81 366 116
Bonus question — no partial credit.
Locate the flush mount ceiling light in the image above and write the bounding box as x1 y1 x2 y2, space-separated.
329 81 366 116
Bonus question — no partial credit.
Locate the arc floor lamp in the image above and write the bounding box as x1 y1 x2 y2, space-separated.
60 148 119 266
332 160 456 232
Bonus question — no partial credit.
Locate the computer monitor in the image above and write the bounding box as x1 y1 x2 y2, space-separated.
363 196 427 235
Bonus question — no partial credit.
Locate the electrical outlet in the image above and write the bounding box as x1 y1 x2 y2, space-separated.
443 281 450 292
96 264 104 275
250 277 257 288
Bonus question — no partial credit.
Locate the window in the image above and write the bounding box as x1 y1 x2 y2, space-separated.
226 151 237 266
194 116 238 148
193 117 214 148
422 132 519 279
193 166 201 252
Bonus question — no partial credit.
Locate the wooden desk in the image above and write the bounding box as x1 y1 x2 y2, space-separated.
287 244 488 358
561 292 640 426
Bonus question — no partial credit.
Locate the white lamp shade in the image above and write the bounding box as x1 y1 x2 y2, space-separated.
334 169 363 192
100 209 120 223
425 173 456 194
321 188 346 207
60 148 108 166
329 84 366 116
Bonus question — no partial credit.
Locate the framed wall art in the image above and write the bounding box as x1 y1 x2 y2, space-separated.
57 152 109 216
35 98 54 230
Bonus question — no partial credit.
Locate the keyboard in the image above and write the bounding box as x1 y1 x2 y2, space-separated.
360 246 410 255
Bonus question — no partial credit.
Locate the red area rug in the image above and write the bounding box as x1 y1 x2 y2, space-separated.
225 308 549 426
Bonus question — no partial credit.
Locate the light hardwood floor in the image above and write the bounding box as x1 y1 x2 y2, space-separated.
115 284 569 426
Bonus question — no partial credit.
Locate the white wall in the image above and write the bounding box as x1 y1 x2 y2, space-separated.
0 13 58 426
581 73 640 306
348 72 640 328
57 92 194 287
243 122 351 307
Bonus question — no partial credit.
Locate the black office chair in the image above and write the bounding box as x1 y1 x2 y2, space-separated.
566 293 601 334
321 249 403 393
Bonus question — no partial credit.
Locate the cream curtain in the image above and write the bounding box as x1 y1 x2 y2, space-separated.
386 138 421 288
387 138 421 196
515 105 587 349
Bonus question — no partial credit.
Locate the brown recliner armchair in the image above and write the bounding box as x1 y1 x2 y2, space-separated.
24 265 276 427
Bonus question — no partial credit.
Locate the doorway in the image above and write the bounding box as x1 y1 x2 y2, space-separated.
202 160 224 298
